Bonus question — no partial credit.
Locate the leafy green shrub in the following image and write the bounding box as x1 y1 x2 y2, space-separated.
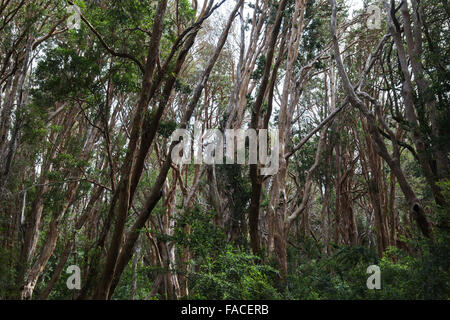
189 246 280 300
287 238 450 300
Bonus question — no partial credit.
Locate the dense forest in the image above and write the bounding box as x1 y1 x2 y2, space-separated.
0 0 448 300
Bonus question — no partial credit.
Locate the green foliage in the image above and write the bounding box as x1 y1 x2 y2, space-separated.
0 248 17 299
189 246 280 300
157 119 178 138
171 208 279 300
286 236 450 299
251 55 266 81
172 206 226 259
